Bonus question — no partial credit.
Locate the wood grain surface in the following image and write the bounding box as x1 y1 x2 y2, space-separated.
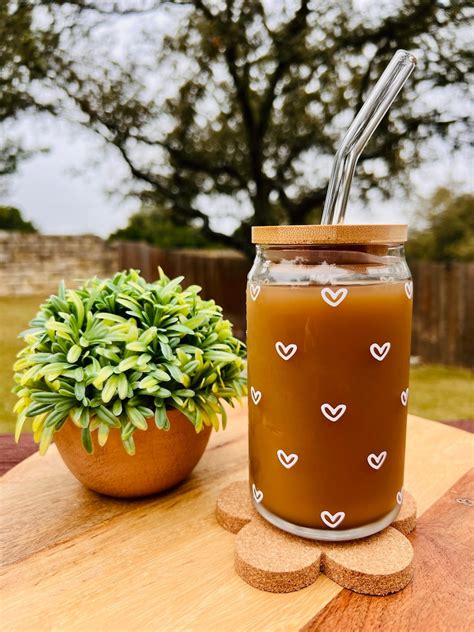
1 406 473 632
0 434 37 475
303 468 474 632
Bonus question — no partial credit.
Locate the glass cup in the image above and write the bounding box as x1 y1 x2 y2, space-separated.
247 225 413 541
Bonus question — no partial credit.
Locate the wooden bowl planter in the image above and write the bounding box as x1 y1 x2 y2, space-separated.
55 410 212 497
13 269 246 499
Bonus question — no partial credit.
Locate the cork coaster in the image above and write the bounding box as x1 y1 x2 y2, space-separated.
216 481 417 595
235 518 321 593
318 527 414 595
391 490 417 535
215 481 258 533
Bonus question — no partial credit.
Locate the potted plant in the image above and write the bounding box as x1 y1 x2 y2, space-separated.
13 269 246 497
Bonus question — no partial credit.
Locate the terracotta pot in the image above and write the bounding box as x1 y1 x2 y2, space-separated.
54 409 212 498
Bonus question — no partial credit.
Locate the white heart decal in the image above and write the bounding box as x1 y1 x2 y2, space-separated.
405 281 413 300
396 489 404 505
321 287 348 308
277 449 299 469
250 386 262 405
321 403 347 422
400 388 409 407
252 483 263 504
370 342 391 361
321 511 345 529
275 341 298 361
250 284 261 301
367 451 387 470
381 276 395 283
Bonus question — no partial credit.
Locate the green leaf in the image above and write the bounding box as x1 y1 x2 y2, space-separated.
81 426 94 454
26 402 55 417
123 436 136 456
98 423 109 447
118 356 139 372
67 290 85 328
152 368 171 382
126 405 148 430
204 350 239 363
15 412 28 443
139 326 157 345
159 342 173 361
175 389 195 397
93 366 114 388
136 353 152 367
126 341 148 352
165 363 186 384
75 381 86 401
138 375 158 391
96 406 120 428
39 426 55 456
121 421 135 441
112 399 123 416
117 373 128 399
44 407 70 428
102 375 118 403
154 406 169 430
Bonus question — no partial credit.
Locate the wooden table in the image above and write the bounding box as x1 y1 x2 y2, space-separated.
1 405 473 631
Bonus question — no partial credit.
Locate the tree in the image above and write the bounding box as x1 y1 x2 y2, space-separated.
0 0 58 182
2 1 473 254
406 188 474 262
0 0 161 186
111 205 221 249
0 206 37 232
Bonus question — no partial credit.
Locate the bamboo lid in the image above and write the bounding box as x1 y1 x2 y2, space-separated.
251 224 407 245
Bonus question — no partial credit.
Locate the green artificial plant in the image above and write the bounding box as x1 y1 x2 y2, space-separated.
13 269 246 456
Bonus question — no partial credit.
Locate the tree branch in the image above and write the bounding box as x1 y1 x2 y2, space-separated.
257 0 310 138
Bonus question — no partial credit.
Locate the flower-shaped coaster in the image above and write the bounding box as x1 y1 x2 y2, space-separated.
216 481 417 595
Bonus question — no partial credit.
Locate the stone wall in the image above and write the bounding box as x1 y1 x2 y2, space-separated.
0 232 119 296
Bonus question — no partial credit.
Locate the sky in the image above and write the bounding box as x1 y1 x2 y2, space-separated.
3 118 137 237
1 3 472 237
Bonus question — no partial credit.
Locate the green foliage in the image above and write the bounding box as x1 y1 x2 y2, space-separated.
1 1 472 253
0 206 37 233
407 188 474 262
111 207 220 249
13 269 246 456
64 1 472 254
0 1 59 180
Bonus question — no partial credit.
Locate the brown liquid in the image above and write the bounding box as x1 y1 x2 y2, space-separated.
247 282 412 530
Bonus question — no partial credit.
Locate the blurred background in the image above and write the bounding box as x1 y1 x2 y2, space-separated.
0 0 472 434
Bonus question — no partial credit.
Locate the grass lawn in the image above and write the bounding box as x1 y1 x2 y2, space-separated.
0 297 472 434
0 296 46 433
409 364 473 421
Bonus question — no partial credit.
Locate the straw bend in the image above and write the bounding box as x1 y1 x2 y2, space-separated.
321 49 417 225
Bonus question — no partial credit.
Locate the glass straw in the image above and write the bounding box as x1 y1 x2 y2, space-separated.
321 49 417 225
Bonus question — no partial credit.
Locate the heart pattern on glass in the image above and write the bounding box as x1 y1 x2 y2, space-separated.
252 483 263 503
405 281 413 300
320 510 345 529
321 403 347 422
370 342 391 361
367 451 387 470
400 388 409 407
275 341 298 361
251 386 262 405
396 489 404 505
321 287 348 308
250 284 261 301
277 449 299 469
